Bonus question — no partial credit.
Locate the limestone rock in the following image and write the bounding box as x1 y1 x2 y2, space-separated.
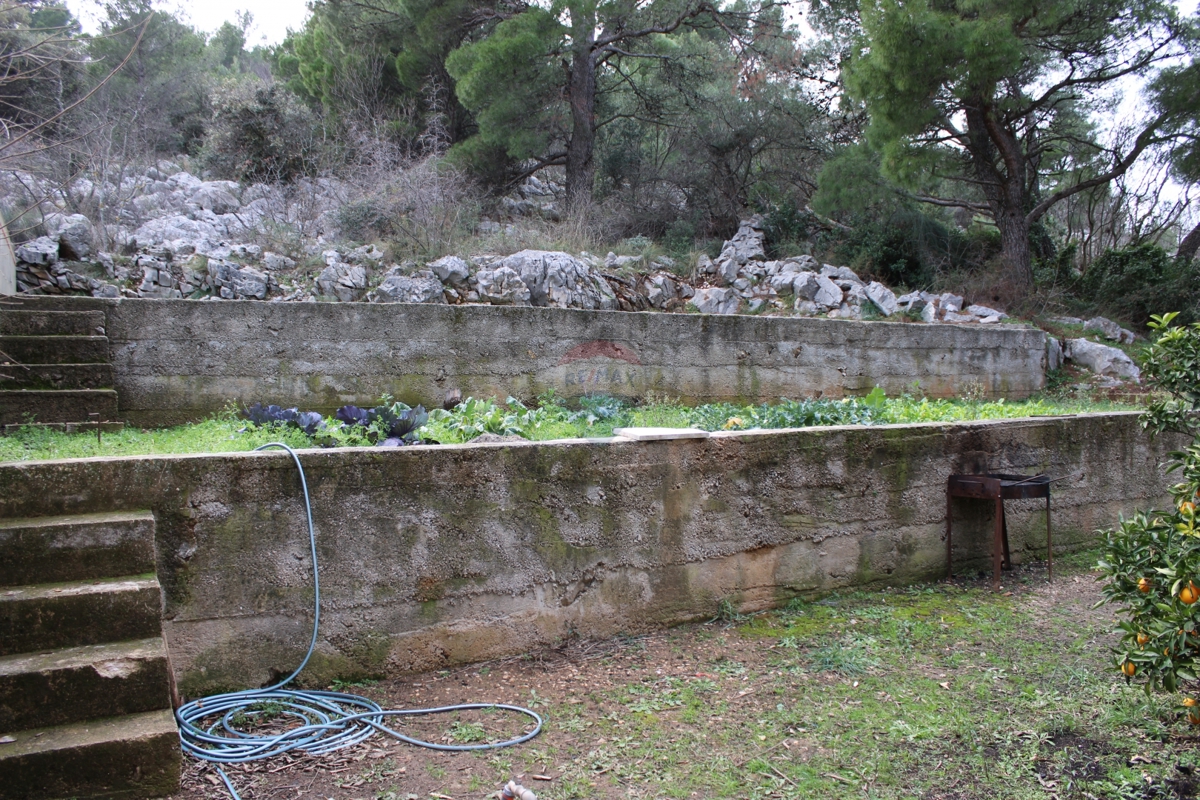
862 282 897 316
1084 316 1135 344
45 213 94 260
820 265 863 286
475 265 531 305
373 272 447 304
1065 338 1140 382
812 274 843 309
1047 337 1063 371
428 255 471 286
262 252 296 271
792 271 820 301
17 236 58 266
966 304 1007 320
691 287 741 315
896 292 927 312
316 260 369 302
644 273 679 309
232 266 269 300
794 299 820 316
190 184 241 215
943 311 977 323
494 249 615 310
721 216 766 265
938 293 964 313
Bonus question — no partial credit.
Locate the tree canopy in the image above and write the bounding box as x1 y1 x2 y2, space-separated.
825 0 1194 291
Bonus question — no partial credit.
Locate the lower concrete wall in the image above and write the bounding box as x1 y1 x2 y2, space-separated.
16 296 1047 425
0 412 1175 696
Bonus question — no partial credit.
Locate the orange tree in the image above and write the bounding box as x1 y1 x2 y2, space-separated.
1099 313 1200 713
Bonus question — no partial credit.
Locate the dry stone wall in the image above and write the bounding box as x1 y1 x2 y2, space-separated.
0 413 1177 695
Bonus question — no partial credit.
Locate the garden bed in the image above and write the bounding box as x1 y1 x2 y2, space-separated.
0 393 1142 463
168 554 1200 800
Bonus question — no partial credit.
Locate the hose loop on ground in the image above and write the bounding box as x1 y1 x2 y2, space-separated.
175 442 543 800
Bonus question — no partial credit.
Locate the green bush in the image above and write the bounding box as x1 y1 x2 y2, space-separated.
203 82 328 183
1078 243 1197 327
1098 313 1200 707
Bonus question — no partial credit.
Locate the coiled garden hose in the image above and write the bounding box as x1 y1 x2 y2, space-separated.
175 442 543 800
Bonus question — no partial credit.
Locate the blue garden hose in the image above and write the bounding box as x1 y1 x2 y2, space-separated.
175 443 543 799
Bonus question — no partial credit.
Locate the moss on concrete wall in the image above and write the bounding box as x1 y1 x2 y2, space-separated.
0 413 1171 696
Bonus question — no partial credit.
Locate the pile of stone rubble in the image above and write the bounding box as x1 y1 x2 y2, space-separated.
13 197 1005 326
4 164 1145 384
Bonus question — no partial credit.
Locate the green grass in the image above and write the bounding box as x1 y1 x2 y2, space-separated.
277 552 1197 800
0 416 313 462
0 392 1142 463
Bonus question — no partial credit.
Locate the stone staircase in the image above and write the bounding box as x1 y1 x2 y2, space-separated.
0 301 118 426
0 510 181 800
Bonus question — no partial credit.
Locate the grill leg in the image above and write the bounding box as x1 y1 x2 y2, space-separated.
993 496 1003 591
946 489 953 578
1046 494 1053 583
1000 501 1012 570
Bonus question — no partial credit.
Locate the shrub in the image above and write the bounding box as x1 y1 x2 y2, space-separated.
1078 243 1197 327
1098 313 1200 705
203 82 329 183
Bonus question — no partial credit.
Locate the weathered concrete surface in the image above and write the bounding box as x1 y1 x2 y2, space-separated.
8 296 1046 425
0 413 1175 696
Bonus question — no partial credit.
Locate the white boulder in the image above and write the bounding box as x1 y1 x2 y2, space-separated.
1065 338 1140 382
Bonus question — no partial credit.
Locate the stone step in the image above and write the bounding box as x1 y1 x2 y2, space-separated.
0 388 118 425
0 511 156 587
0 576 162 657
0 709 180 800
0 637 172 732
8 295 112 313
0 335 109 365
0 310 107 337
0 362 115 390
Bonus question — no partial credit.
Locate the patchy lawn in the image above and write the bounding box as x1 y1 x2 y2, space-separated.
172 552 1200 800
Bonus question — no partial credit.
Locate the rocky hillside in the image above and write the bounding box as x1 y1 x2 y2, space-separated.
7 164 1145 386
12 165 1016 325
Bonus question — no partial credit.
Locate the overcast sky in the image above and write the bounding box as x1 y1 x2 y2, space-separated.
67 0 312 46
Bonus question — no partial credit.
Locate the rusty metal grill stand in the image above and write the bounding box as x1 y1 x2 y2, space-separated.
946 473 1052 591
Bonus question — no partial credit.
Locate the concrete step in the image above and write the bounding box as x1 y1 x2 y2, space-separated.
0 511 156 587
0 576 162 657
0 638 172 732
0 362 115 390
0 310 107 337
0 709 180 800
7 295 112 313
0 335 109 365
0 388 118 425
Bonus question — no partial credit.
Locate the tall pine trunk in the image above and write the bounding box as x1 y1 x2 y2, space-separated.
964 99 1036 292
564 22 596 207
1177 219 1200 266
996 209 1035 288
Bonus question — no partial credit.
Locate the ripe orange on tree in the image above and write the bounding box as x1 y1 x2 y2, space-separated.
1139 577 1153 593
1181 581 1200 605
1122 661 1137 677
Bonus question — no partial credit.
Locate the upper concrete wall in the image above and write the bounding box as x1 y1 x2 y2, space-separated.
11 296 1046 425
0 412 1173 695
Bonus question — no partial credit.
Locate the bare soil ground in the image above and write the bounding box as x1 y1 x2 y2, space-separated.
169 554 1200 800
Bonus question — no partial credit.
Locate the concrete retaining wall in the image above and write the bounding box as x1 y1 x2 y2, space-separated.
0 412 1174 695
17 297 1047 425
